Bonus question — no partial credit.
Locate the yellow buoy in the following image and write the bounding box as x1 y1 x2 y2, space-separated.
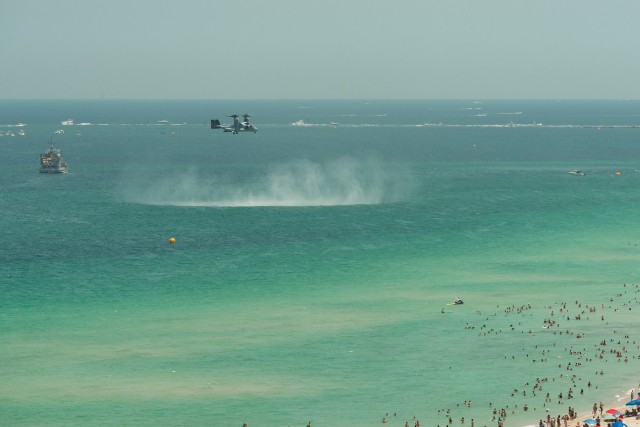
169 237 176 244
615 171 621 176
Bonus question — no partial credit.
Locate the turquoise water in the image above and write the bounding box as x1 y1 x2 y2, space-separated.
2 100 640 426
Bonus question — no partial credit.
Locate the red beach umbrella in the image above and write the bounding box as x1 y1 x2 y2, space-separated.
606 409 622 415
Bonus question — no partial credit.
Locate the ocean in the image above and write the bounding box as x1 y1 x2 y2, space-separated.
2 99 640 427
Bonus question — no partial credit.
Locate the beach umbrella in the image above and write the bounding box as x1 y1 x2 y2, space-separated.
626 400 640 406
582 419 598 425
602 413 619 421
611 421 628 427
606 409 623 416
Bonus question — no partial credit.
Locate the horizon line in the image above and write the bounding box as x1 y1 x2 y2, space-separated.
1 98 639 102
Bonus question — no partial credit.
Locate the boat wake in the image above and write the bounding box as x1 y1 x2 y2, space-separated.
119 158 415 207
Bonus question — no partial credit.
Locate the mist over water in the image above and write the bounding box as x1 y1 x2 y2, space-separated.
118 157 415 207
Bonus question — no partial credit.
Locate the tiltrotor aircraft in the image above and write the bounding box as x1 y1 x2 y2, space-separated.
211 114 257 134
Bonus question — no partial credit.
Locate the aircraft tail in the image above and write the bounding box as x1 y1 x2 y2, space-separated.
211 119 221 129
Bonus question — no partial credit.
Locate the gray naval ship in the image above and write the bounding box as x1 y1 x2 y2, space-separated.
40 139 68 173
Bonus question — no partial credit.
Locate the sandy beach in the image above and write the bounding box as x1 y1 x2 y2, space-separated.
537 393 640 427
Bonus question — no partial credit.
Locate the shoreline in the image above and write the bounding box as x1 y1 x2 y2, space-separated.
512 283 640 427
521 288 640 427
378 282 640 427
523 384 639 427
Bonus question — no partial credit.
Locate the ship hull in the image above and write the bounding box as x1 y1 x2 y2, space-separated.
39 167 68 174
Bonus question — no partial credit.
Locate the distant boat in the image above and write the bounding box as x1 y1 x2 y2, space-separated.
61 119 74 126
40 138 68 174
569 170 586 176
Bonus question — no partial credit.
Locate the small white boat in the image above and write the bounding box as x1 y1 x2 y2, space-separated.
569 170 586 176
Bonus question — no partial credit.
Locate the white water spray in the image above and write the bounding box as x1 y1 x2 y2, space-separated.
119 158 415 207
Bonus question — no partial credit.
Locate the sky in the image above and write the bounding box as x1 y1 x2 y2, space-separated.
1 0 639 99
